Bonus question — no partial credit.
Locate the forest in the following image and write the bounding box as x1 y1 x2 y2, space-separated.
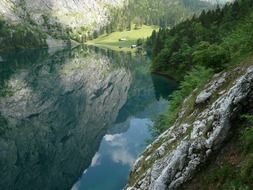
100 0 212 35
0 16 47 51
148 0 253 78
0 13 72 51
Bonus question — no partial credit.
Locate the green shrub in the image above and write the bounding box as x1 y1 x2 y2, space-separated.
193 42 231 71
206 163 234 184
241 114 253 125
240 126 253 153
222 180 250 190
240 154 253 183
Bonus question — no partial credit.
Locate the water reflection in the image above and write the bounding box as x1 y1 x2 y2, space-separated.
0 46 177 190
72 118 153 190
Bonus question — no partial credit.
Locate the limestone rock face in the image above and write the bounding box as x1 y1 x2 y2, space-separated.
126 65 253 190
0 0 125 29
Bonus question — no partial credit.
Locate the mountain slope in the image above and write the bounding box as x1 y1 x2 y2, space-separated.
0 0 125 30
0 0 231 51
147 0 252 80
0 0 126 51
107 0 213 32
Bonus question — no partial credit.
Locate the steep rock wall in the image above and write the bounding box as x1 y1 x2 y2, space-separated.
0 0 125 29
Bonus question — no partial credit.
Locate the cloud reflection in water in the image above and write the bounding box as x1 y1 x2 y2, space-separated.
72 118 153 190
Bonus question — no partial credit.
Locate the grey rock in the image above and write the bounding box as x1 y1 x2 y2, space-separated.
206 149 212 157
195 91 212 104
0 0 125 31
155 146 166 158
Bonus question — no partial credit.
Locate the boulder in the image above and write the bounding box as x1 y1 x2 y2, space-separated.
195 91 212 104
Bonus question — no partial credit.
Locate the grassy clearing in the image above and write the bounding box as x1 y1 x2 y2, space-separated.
86 25 158 52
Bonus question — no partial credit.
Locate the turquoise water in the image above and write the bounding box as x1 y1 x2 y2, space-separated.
0 46 177 190
73 118 152 190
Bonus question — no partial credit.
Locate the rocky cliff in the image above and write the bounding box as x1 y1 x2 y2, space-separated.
0 0 125 30
126 60 253 190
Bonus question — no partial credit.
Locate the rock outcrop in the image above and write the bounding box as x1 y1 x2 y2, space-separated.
0 0 125 29
126 64 253 190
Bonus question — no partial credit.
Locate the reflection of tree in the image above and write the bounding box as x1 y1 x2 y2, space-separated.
151 74 177 101
0 49 48 97
85 45 178 125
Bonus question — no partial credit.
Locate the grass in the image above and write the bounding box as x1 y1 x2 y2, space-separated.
86 25 158 52
181 114 253 190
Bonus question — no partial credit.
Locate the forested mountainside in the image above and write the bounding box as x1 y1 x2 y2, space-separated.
0 0 216 52
147 0 251 80
0 0 125 51
106 0 212 33
146 0 253 137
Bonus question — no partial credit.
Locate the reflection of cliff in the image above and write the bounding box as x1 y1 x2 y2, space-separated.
0 48 131 190
87 46 177 133
115 67 177 125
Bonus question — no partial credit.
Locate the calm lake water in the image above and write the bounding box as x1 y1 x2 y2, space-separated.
0 46 177 190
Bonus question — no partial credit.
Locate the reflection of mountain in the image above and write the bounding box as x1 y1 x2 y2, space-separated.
107 99 168 135
115 68 177 125
87 46 177 134
0 48 131 190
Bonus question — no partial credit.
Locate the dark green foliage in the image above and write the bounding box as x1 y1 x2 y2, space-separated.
203 126 253 190
103 0 211 35
198 115 253 190
136 38 144 46
207 163 235 184
240 154 253 184
193 42 231 71
207 162 251 190
0 16 48 51
240 115 253 153
148 0 253 78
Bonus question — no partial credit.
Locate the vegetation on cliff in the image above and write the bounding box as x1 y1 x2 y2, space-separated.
149 0 253 134
181 114 253 190
148 0 253 77
0 16 48 51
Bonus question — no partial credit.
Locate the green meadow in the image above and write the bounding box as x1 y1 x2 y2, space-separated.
86 25 158 52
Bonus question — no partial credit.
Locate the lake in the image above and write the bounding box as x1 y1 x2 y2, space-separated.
0 46 177 190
